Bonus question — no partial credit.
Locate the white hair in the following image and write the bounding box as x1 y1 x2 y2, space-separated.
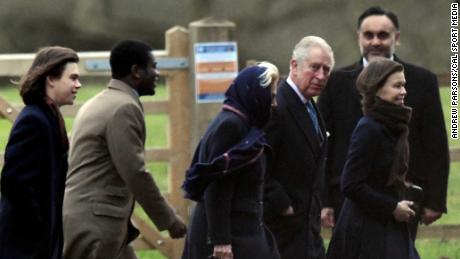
292 36 335 70
257 61 279 88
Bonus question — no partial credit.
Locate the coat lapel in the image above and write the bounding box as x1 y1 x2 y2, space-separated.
278 81 321 153
345 62 364 119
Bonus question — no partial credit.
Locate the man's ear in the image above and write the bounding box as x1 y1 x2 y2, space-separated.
395 31 401 46
131 64 142 79
290 59 298 75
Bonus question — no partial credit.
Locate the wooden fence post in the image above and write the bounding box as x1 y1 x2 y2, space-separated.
164 26 191 259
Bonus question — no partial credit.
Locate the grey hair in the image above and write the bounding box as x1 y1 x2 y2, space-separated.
291 36 335 71
257 61 279 88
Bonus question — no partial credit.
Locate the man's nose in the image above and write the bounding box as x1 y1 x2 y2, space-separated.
316 68 327 80
370 36 381 46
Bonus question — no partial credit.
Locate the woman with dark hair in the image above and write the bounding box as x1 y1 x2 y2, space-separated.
327 58 420 259
0 46 81 259
182 62 280 259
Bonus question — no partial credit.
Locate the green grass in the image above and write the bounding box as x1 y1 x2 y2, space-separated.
134 161 170 259
136 250 167 259
416 239 460 259
440 86 459 147
415 162 460 258
435 162 460 225
323 238 460 259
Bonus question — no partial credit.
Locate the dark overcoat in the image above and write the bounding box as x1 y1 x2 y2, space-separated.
0 102 68 259
317 56 449 222
182 110 279 259
264 80 327 259
327 116 418 259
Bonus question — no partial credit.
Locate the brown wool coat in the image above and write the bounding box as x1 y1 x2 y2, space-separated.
63 79 176 259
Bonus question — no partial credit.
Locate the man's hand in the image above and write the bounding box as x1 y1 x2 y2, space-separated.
167 215 187 238
420 208 442 225
213 244 233 259
281 205 294 216
321 207 335 228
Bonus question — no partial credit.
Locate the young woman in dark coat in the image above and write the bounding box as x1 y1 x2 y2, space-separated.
327 58 420 259
182 62 280 259
0 46 81 259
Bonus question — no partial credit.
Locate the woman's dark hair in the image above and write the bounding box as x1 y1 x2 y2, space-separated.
109 39 153 79
19 46 79 105
356 58 404 110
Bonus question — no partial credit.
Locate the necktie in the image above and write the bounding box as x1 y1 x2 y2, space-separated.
306 101 321 137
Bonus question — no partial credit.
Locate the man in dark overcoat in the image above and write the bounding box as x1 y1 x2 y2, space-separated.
264 36 335 259
317 6 449 237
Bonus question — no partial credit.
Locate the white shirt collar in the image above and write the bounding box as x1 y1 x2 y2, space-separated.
287 76 309 104
362 55 395 67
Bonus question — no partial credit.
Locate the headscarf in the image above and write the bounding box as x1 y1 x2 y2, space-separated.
223 65 272 128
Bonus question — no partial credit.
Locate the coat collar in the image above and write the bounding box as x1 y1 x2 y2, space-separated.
278 80 324 153
107 79 139 100
356 55 405 69
107 79 143 109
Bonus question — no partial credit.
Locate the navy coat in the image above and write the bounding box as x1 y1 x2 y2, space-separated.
327 116 418 259
182 110 279 259
264 81 327 259
318 57 450 224
0 103 68 259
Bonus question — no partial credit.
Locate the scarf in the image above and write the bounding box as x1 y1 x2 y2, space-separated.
364 97 412 188
182 128 268 201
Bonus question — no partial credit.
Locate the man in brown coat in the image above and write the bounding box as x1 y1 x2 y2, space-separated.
63 40 186 259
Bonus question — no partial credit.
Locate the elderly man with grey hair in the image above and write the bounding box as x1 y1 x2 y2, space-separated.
264 36 334 259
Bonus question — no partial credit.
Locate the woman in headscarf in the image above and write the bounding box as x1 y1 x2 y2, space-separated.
182 62 280 259
327 58 420 259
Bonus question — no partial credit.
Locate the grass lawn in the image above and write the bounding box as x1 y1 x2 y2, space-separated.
416 239 460 259
136 250 167 259
435 162 460 225
0 84 459 258
322 238 460 259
